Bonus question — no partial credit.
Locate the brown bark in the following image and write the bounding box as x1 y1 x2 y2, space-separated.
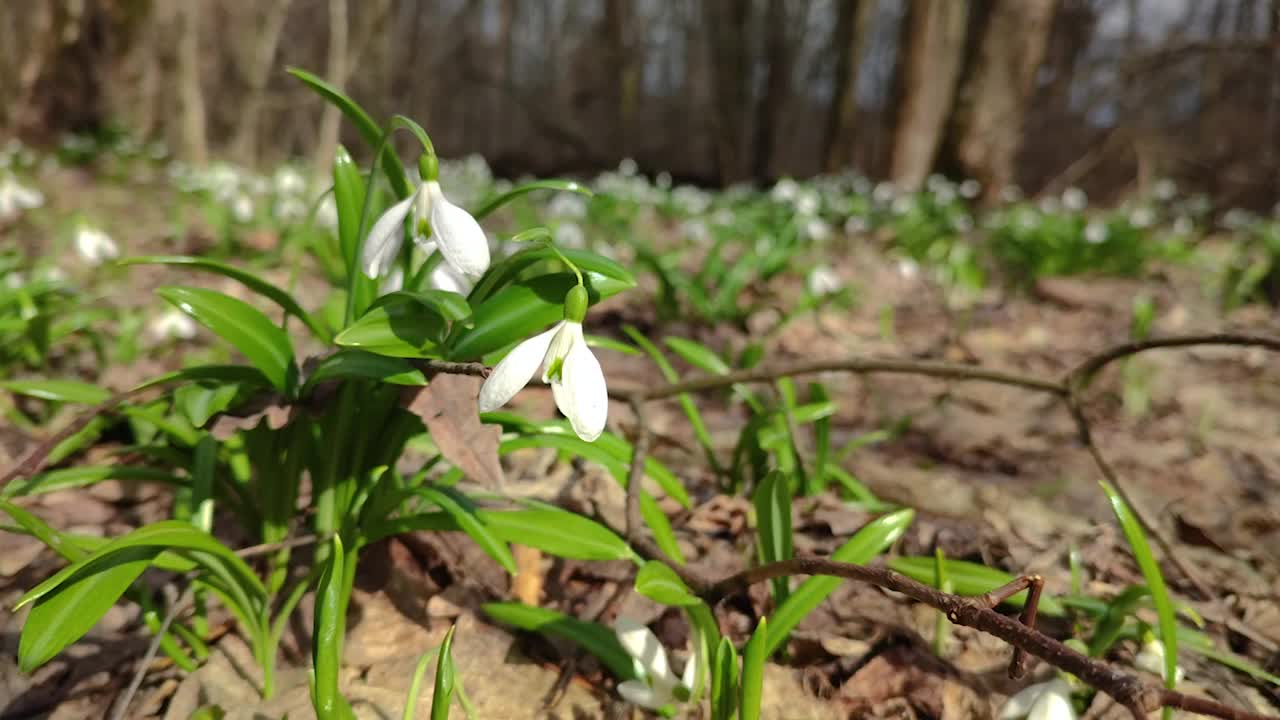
951 0 1058 200
313 0 349 169
703 0 753 184
751 0 791 180
230 0 293 164
177 1 208 165
823 0 875 173
890 0 970 191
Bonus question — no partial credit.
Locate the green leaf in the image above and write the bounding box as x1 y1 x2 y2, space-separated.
417 486 517 574
287 67 410 198
888 557 1066 616
625 327 723 477
18 545 157 672
468 247 633 305
481 509 638 562
157 286 297 396
1100 480 1178 701
765 509 914 657
711 637 739 720
123 257 330 342
3 466 182 498
640 492 685 565
585 334 640 355
470 180 592 221
333 145 378 321
740 618 768 720
404 647 438 720
303 350 427 392
635 561 701 607
313 535 354 719
753 470 794 604
372 290 473 324
0 379 110 404
481 603 638 681
132 364 271 392
334 297 448 358
451 272 630 361
663 337 731 375
430 624 457 720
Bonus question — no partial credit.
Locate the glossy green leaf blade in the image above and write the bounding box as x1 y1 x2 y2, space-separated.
754 470 794 604
0 379 110 404
481 509 638 562
372 290 473 324
333 144 378 320
303 349 427 391
287 67 410 198
333 298 447 358
1100 480 1178 699
132 364 271 392
157 286 297 395
470 180 592 221
765 509 914 657
740 618 768 720
3 466 182 498
625 327 722 476
313 535 352 719
639 493 685 565
663 337 731 374
635 560 701 607
430 625 457 720
888 556 1066 616
18 545 157 671
468 247 634 305
124 256 330 342
451 272 630 361
417 487 517 574
481 602 637 681
711 636 739 720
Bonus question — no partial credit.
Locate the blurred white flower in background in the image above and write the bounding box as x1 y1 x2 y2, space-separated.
959 179 982 199
1221 207 1254 230
933 182 957 206
1153 178 1177 202
0 174 44 221
896 258 920 279
316 195 339 230
1001 185 1024 203
611 617 697 711
554 221 587 250
655 171 672 190
547 191 589 220
1171 216 1194 236
273 166 307 196
231 193 255 223
844 215 870 234
618 157 639 177
794 190 821 216
1134 638 1184 684
998 678 1076 720
872 181 897 205
1038 196 1061 214
951 213 974 233
771 177 800 203
4 272 24 290
803 217 832 242
680 219 711 244
274 197 306 223
74 226 119 265
891 194 915 216
149 309 198 341
807 265 842 295
1084 219 1108 244
1062 187 1088 212
1128 206 1155 228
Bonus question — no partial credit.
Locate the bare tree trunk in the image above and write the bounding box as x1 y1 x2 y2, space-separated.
890 0 970 191
823 0 875 172
703 0 753 184
231 0 293 164
313 0 349 169
751 0 790 180
950 0 1057 200
177 2 208 165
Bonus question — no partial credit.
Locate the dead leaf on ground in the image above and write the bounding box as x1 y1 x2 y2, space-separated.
403 374 504 488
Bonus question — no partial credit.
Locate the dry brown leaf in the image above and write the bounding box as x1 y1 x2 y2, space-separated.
209 403 292 440
511 544 544 605
404 374 505 488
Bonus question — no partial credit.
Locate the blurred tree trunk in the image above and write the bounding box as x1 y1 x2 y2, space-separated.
890 0 970 191
231 0 293 164
751 0 791 180
823 0 875 173
605 0 638 156
176 2 208 165
313 0 349 169
950 0 1057 200
703 0 752 184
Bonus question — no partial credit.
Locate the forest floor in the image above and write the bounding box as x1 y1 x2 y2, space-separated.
1 168 1279 719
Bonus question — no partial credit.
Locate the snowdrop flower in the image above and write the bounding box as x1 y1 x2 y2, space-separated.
231 193 255 223
1038 196 1061 214
478 285 607 441
1000 185 1024 203
1134 638 1184 684
959 179 982 199
0 175 44 220
1153 178 1177 202
933 183 957 206
896 258 920 280
149 309 198 341
316 195 339 230
378 266 404 296
1129 206 1155 228
74 226 119 265
1084 219 1108 244
618 157 639 177
547 191 588 220
554 221 586 250
891 195 915 216
807 265 842 295
803 217 832 242
951 213 974 233
872 181 896 205
794 190 820 216
1171 216 1194 236
274 166 307 196
680 219 711 244
1062 187 1088 212
361 154 490 282
613 617 696 711
999 678 1076 720
4 272 23 290
844 215 870 234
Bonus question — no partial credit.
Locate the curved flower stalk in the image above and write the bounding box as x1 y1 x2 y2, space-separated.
613 617 696 711
478 285 607 441
998 678 1077 720
361 153 489 282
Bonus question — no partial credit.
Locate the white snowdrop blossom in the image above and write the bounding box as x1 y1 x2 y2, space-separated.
958 179 982 199
844 215 870 234
896 258 920 279
1062 187 1088 212
554 221 587 250
1000 185 1024 203
274 167 307 196
1134 639 1184 684
1129 206 1156 228
807 265 842 295
378 267 404 296
1084 219 1108 245
771 178 800 203
1153 178 1177 202
231 193 255 223
803 218 832 242
1171 216 1194 236
872 181 897 205
0 175 44 220
998 678 1077 720
74 226 119 265
618 157 639 176
613 617 697 711
149 309 198 341
794 190 820 216
316 195 339 230
1038 196 1061 214
478 286 607 441
547 191 588 220
361 160 490 282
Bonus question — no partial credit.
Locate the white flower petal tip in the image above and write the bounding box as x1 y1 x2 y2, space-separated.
477 324 560 412
361 192 417 278
554 338 608 441
426 181 490 278
616 680 666 711
614 617 671 683
999 679 1076 720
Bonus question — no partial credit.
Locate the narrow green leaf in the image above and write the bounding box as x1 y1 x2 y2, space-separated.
313 535 353 719
740 618 768 720
124 257 330 342
585 334 640 355
132 364 271 393
754 470 794 604
403 647 438 720
430 625 457 720
481 602 638 681
635 561 701 607
468 247 634 305
157 286 297 395
663 337 731 374
303 349 427 392
417 486 517 574
470 180 592 221
765 509 914 656
0 379 110 404
333 144 379 322
624 326 723 476
640 493 685 565
3 466 182 499
1100 480 1178 703
480 509 638 562
334 297 448 358
888 557 1066 616
372 290 473 324
711 637 739 720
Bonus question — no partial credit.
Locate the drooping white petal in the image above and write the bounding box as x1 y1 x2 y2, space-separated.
428 259 474 295
616 680 669 710
477 323 562 412
614 617 673 686
541 321 578 382
1134 640 1183 683
998 682 1049 720
378 266 404 295
679 645 699 693
361 189 418 278
1028 680 1076 720
425 181 490 278
552 332 608 442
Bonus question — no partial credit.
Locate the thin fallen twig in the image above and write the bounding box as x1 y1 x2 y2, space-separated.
109 584 193 720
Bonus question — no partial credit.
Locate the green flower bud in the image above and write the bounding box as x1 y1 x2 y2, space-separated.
418 152 439 182
563 284 589 323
